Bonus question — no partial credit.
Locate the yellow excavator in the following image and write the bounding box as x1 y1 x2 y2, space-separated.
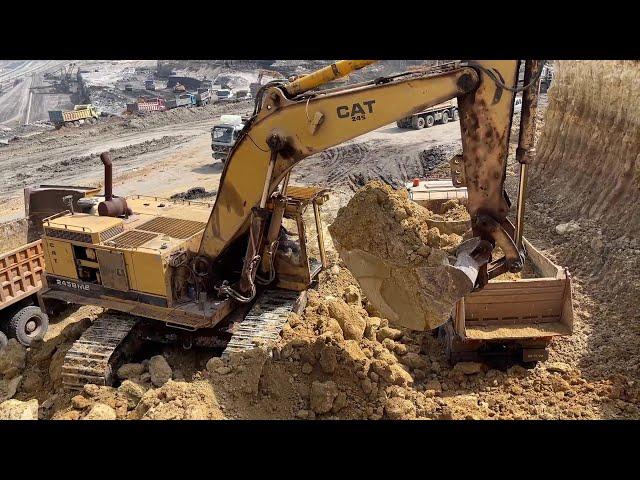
39 60 545 389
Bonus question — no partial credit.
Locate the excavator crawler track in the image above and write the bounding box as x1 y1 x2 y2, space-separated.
222 289 304 357
61 315 139 391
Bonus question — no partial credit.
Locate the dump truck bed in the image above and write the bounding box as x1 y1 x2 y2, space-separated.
0 240 45 312
454 238 573 341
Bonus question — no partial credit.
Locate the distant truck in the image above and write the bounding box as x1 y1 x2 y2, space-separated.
48 104 100 128
396 100 458 130
166 93 197 109
127 97 167 113
215 89 234 102
195 88 212 107
211 114 246 163
145 79 156 91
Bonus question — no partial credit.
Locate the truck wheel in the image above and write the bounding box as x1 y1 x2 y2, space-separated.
7 306 49 347
452 109 459 121
425 115 435 128
412 116 426 129
0 331 7 349
441 111 450 124
396 120 404 129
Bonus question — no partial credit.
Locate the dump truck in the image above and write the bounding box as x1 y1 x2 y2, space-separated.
133 97 167 113
406 179 573 364
396 99 459 129
48 104 100 128
0 185 100 348
166 93 197 109
211 114 246 162
195 87 212 107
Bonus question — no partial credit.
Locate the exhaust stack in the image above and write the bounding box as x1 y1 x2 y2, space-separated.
98 152 131 217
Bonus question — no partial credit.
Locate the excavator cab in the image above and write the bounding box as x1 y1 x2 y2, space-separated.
267 185 329 291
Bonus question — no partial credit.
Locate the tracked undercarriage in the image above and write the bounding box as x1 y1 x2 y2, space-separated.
61 315 140 390
60 288 307 391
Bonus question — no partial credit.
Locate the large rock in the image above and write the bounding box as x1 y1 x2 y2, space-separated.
319 347 338 374
228 348 269 395
83 403 117 420
118 380 146 409
400 352 428 370
117 363 146 380
0 399 38 420
372 360 413 386
148 355 172 387
453 362 484 375
0 375 22 402
555 221 581 235
385 397 416 420
326 299 366 341
377 327 403 342
0 339 26 376
342 340 368 370
310 381 339 414
342 285 362 305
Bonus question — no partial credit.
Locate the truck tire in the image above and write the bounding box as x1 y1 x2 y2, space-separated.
7 306 49 347
412 116 426 129
0 331 7 349
452 109 459 121
425 115 435 128
441 111 450 124
396 120 404 128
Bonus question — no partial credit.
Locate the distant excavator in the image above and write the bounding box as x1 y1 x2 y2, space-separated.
38 60 549 389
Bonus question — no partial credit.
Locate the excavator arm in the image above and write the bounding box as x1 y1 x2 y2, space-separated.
199 59 541 296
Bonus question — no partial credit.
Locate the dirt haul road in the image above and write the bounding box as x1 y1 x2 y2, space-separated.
0 102 251 221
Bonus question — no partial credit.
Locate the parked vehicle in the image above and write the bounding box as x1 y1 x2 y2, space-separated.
195 88 212 107
396 100 458 129
145 79 156 91
215 89 234 102
124 84 133 92
166 93 197 109
48 104 100 128
211 114 246 162
127 97 167 113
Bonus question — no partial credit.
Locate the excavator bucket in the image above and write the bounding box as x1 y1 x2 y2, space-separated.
333 237 491 331
329 181 492 332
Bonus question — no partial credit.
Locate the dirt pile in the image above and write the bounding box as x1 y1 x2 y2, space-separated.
123 102 250 130
524 60 640 383
329 181 473 331
0 217 28 253
295 141 458 193
170 187 216 201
